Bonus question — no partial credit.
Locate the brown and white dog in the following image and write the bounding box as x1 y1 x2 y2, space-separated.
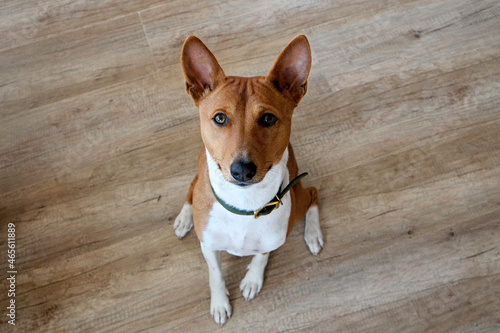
174 35 324 325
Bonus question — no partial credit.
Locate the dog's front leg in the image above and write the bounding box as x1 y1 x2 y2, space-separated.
200 244 231 325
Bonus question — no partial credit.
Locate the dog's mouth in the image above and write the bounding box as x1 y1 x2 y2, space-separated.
234 181 253 187
224 174 259 187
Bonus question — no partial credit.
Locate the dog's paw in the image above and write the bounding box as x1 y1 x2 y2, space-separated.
173 203 193 238
210 290 231 326
239 254 268 301
304 206 324 255
240 274 263 301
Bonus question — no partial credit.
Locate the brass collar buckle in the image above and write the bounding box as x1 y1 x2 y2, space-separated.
254 195 283 219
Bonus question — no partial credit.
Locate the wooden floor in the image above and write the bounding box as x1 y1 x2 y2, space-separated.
1 0 500 332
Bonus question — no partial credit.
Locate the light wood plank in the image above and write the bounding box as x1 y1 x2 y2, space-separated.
0 13 156 118
0 0 166 52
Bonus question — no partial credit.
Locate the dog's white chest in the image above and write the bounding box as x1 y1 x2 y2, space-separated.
202 148 292 256
202 193 291 256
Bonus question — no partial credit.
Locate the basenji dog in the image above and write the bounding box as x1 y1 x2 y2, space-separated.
173 34 324 326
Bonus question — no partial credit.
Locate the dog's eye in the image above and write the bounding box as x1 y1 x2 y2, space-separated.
259 113 278 127
213 113 227 126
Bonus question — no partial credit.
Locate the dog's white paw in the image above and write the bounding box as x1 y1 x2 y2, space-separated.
173 203 193 238
210 290 231 326
240 274 263 301
304 206 324 255
239 254 268 301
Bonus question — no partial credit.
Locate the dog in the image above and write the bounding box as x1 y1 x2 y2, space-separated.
173 34 324 325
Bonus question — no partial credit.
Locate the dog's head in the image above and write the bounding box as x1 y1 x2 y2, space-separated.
181 35 311 186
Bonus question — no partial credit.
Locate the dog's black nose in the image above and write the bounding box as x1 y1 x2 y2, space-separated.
230 160 257 183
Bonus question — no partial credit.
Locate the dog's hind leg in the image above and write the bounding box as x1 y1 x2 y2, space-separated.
304 196 323 255
287 146 324 255
173 174 197 238
294 182 324 255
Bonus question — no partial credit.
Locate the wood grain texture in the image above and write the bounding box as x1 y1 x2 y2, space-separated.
1 0 499 332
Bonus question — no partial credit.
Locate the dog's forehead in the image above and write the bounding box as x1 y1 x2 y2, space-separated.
200 76 295 114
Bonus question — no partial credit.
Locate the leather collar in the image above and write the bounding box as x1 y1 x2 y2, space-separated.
210 172 308 219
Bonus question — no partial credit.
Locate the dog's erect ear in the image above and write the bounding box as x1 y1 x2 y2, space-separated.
266 34 312 104
181 36 225 102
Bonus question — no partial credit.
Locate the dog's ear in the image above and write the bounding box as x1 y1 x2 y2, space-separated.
266 34 312 104
181 36 225 103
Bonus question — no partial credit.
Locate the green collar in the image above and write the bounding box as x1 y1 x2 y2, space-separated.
210 172 308 219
